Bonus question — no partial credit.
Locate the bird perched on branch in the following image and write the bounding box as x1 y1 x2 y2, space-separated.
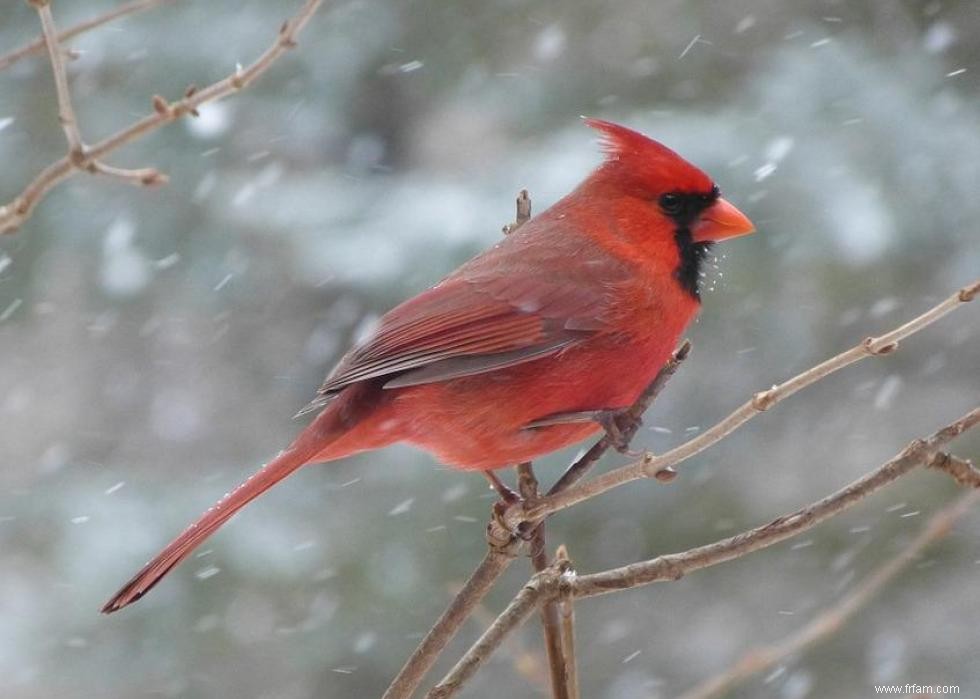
103 118 754 613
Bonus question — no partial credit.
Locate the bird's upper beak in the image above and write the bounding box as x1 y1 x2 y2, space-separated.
692 197 755 243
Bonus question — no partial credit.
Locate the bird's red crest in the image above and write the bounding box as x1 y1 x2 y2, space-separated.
583 117 713 195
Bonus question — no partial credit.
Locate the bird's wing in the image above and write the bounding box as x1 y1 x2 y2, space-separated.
300 236 628 413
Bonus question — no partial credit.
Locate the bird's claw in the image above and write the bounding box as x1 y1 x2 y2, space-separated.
597 410 643 456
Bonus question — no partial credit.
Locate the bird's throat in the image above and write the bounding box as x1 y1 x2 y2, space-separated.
673 226 712 301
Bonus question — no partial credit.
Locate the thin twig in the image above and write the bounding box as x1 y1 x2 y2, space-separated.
90 160 169 186
517 462 569 699
506 279 980 530
502 189 531 235
572 406 979 598
929 452 980 488
382 544 520 699
0 0 177 73
449 579 550 691
32 0 84 158
677 486 980 699
430 407 979 696
29 0 168 185
554 545 579 699
427 565 564 699
1 0 324 234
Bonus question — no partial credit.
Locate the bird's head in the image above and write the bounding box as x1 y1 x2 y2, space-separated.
584 118 754 245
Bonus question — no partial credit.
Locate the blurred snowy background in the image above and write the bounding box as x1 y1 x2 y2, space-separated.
1 1 979 697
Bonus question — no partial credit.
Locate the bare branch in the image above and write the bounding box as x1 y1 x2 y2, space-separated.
507 279 980 530
517 463 569 699
502 189 531 235
1 0 324 235
382 543 520 699
431 406 979 695
32 0 84 157
554 545 579 699
677 487 980 699
929 452 980 488
89 161 169 187
572 406 979 598
427 565 563 699
0 0 177 73
25 0 171 199
451 579 550 691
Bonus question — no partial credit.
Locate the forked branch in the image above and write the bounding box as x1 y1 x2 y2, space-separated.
1 0 324 234
517 462 569 699
0 0 177 73
427 406 980 697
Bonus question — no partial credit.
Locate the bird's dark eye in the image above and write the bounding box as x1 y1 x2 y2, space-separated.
659 193 682 215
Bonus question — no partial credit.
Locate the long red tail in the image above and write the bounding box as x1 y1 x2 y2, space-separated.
101 388 378 614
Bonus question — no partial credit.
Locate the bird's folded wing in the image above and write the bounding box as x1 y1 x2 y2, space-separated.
302 272 614 410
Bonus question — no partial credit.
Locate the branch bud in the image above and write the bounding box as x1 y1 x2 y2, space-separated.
152 95 170 116
752 389 777 411
862 337 899 355
959 280 979 302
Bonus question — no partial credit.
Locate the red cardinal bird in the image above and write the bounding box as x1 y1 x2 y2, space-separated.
102 119 753 613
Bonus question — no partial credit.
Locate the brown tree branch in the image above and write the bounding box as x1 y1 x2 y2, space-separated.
554 545 579 699
517 462 569 699
929 452 980 488
381 543 521 699
502 189 531 235
676 486 980 699
0 0 178 73
1 0 323 235
31 0 84 157
427 406 979 697
505 279 980 531
28 0 167 188
450 579 550 691
426 564 563 699
572 406 979 598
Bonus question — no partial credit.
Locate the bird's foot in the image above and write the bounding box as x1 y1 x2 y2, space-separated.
596 409 643 456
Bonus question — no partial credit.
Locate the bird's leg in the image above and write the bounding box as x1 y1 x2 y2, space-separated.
482 470 519 504
595 409 643 456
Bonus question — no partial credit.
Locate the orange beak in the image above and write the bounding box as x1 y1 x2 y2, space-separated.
692 197 755 243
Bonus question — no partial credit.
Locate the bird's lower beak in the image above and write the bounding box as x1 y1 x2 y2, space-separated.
693 197 755 243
